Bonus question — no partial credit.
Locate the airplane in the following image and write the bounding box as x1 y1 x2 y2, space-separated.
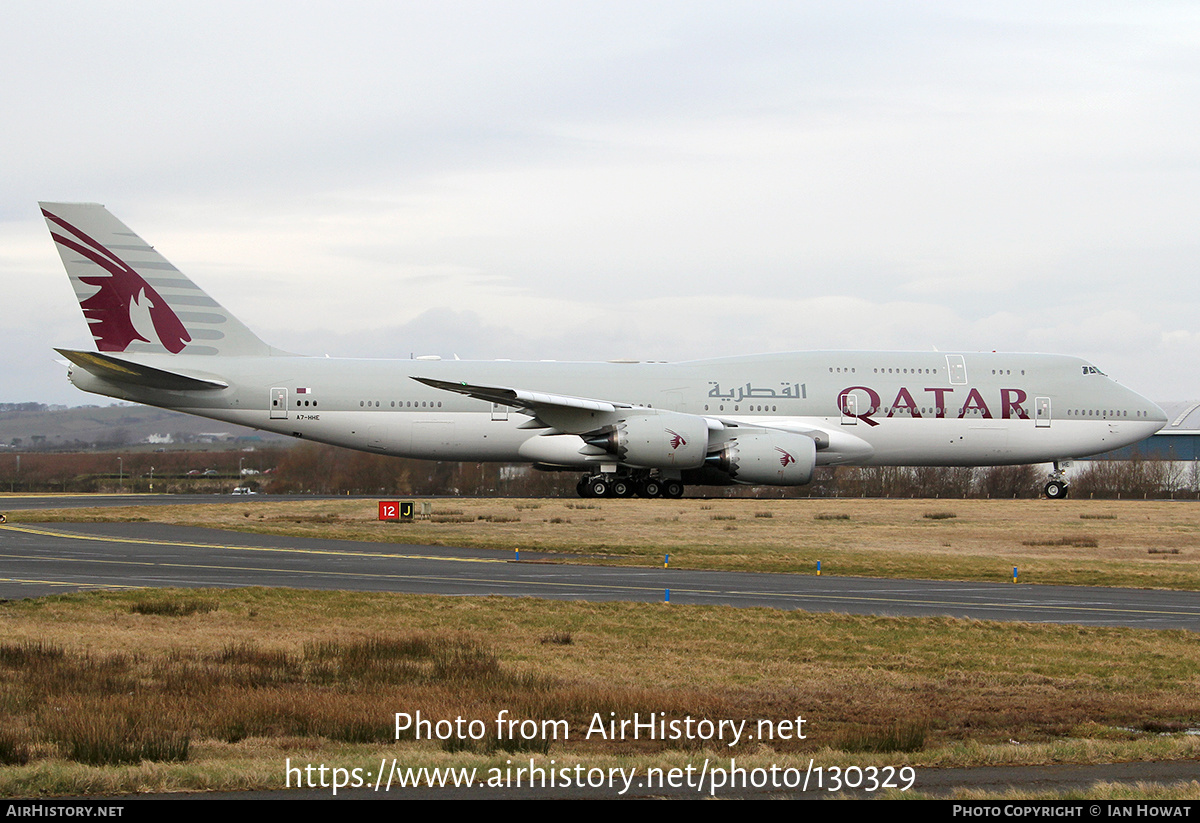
41 201 1167 500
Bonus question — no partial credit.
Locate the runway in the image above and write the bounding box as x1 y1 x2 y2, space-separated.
1 521 1197 630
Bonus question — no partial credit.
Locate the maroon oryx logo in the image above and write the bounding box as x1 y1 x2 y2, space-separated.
775 447 795 466
43 209 191 353
666 429 687 450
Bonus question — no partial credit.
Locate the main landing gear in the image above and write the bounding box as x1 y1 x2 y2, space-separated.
1043 461 1070 499
576 472 684 499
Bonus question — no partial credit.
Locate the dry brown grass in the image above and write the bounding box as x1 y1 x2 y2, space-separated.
0 587 1198 795
14 497 1200 588
3 590 1199 745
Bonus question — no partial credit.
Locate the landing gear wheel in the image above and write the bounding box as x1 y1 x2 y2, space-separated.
611 478 634 498
576 479 589 498
1044 480 1068 499
638 478 663 498
663 480 684 499
589 478 610 498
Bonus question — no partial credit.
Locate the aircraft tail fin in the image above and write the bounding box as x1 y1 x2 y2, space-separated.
41 202 281 357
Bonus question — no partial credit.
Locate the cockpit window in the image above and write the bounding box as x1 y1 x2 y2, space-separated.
1082 365 1106 376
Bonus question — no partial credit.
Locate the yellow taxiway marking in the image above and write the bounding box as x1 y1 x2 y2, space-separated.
0 576 139 590
0 524 505 565
0 551 659 593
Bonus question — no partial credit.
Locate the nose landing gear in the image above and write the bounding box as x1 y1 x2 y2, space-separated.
1043 461 1070 499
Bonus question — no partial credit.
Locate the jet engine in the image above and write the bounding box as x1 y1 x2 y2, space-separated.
584 411 709 469
708 431 817 485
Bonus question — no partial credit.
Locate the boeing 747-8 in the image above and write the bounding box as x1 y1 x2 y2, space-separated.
42 202 1166 499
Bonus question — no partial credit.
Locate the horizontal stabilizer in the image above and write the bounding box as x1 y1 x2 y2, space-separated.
56 349 228 391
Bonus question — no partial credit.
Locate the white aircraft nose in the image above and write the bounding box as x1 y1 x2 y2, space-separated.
1132 398 1168 442
1138 416 1167 439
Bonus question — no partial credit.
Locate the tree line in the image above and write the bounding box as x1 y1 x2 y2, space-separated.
0 444 1190 498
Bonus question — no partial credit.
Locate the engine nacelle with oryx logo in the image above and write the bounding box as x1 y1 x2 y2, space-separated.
585 411 710 469
708 431 817 485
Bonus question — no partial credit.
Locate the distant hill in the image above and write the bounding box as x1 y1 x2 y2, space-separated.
0 403 292 451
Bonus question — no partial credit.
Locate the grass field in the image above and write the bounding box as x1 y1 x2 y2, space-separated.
15 496 1200 589
2 496 1198 798
0 587 1197 798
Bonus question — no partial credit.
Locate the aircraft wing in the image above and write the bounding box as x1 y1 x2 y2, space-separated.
411 376 635 433
413 375 847 458
411 376 628 414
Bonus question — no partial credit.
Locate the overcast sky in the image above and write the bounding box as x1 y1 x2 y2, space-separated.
3 1 1199 404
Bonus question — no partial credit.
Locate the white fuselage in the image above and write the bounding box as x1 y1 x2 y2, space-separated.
68 349 1166 471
